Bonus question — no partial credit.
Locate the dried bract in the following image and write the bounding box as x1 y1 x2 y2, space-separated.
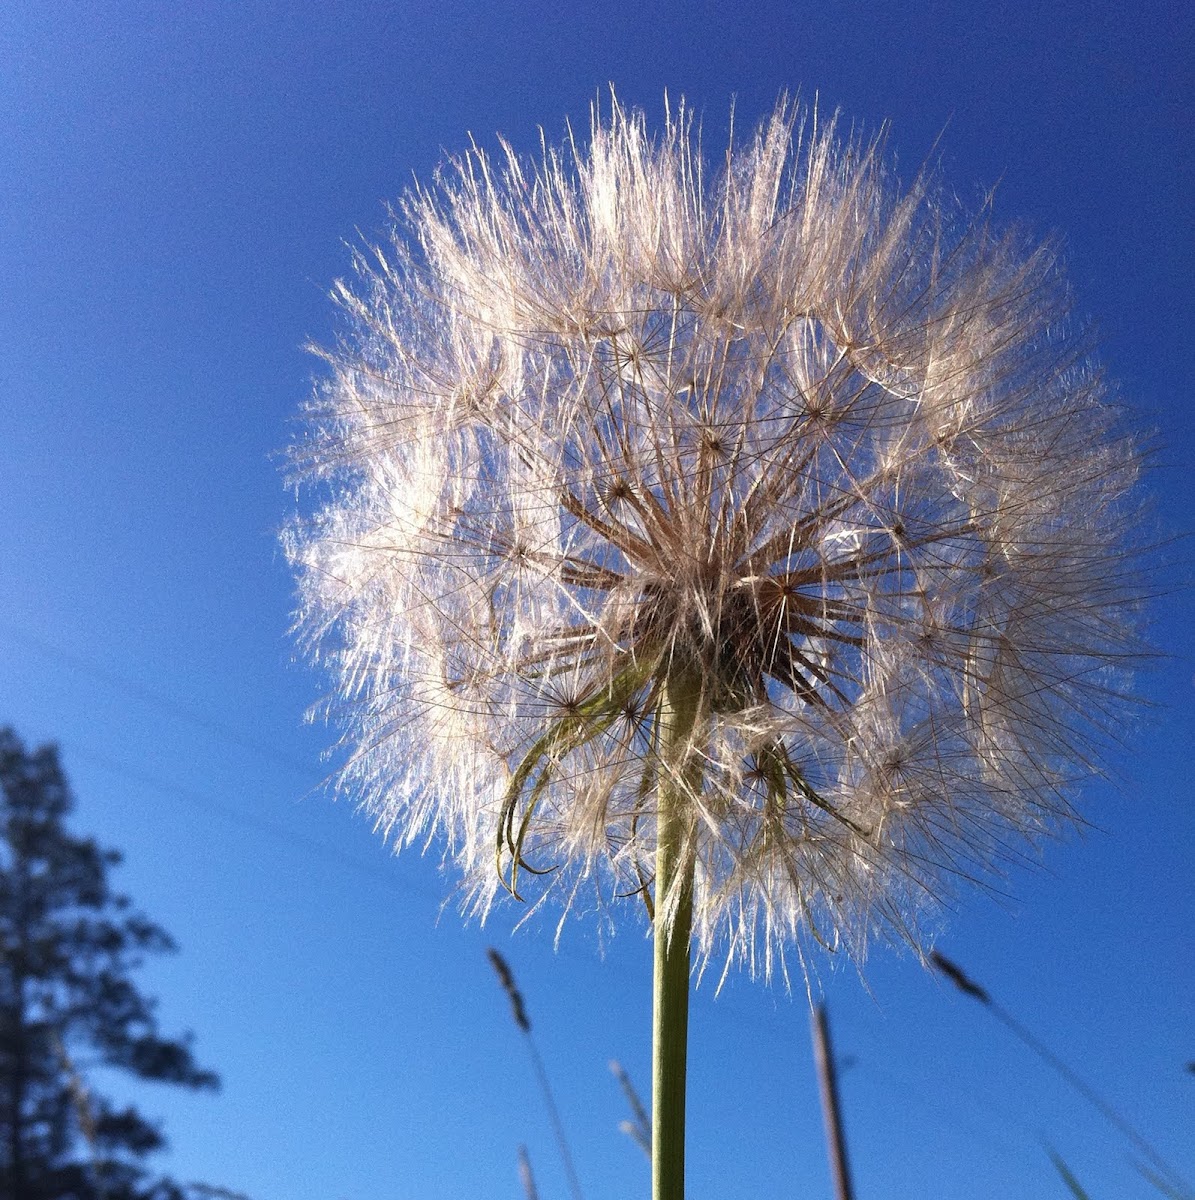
286 96 1143 979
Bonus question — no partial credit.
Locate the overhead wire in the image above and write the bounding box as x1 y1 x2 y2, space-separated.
3 622 1186 1196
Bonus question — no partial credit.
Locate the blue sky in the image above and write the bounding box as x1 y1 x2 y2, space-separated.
1 2 1192 1198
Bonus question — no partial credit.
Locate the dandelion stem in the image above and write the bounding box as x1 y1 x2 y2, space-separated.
652 669 701 1200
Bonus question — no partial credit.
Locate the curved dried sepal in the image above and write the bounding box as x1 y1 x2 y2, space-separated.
755 741 871 839
498 653 664 897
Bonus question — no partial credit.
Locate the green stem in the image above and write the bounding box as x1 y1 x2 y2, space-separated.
652 670 701 1200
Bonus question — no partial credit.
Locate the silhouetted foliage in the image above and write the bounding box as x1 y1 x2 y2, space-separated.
0 728 218 1200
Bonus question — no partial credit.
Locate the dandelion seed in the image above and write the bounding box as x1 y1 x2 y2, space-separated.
287 91 1146 1200
286 93 1143 977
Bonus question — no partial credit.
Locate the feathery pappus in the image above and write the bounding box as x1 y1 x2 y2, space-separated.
286 94 1144 983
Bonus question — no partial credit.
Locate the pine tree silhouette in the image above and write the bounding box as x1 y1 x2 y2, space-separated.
1 728 219 1200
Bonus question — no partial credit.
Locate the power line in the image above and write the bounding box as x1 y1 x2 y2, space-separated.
66 741 425 903
5 624 1188 1196
0 624 317 779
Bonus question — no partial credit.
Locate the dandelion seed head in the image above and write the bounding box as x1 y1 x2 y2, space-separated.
286 93 1144 980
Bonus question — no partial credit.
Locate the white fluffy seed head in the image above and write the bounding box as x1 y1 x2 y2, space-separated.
286 94 1145 982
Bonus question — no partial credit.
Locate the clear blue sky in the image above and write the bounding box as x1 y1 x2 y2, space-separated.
1 2 1191 1198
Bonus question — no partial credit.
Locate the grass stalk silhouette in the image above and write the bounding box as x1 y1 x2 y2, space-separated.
488 948 586 1200
932 951 1193 1199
